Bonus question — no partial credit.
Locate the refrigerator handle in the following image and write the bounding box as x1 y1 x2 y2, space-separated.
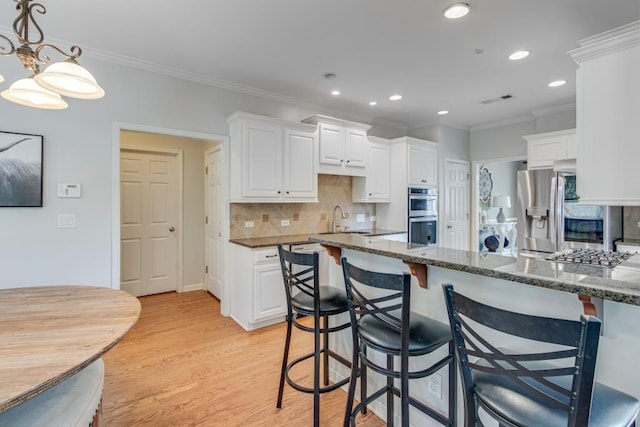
556 175 565 251
550 175 558 250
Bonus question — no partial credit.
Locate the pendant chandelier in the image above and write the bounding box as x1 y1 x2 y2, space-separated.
0 0 104 110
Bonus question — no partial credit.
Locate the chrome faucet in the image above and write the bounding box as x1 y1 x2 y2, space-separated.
332 205 346 233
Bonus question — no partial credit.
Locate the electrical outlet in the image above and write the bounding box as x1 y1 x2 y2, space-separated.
281 219 290 226
428 373 442 399
370 215 377 222
357 214 365 223
637 221 640 228
244 221 254 228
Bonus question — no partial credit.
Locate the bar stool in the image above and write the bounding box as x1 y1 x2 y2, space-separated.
276 244 352 426
341 258 456 427
442 284 640 427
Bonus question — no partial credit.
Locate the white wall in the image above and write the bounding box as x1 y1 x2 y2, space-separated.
0 57 402 289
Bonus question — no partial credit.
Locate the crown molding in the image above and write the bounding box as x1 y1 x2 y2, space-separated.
569 21 639 63
469 114 535 132
531 103 576 117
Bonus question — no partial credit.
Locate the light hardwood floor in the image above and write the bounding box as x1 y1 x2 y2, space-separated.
102 290 384 426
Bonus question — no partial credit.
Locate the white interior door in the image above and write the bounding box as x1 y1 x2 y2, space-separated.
443 159 470 250
120 150 178 296
205 148 224 299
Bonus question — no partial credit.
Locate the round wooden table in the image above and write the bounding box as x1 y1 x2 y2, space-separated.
0 285 141 413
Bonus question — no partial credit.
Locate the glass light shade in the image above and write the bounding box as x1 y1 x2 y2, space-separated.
1 77 68 110
0 74 4 83
444 3 470 19
35 60 105 99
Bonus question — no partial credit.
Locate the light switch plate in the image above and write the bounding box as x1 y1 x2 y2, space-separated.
57 213 77 228
370 216 377 222
281 219 290 226
357 214 365 223
245 221 254 228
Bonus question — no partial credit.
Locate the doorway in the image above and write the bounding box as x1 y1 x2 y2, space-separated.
112 123 230 314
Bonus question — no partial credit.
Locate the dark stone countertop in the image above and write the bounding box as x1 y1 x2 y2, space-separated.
229 228 404 248
308 233 640 306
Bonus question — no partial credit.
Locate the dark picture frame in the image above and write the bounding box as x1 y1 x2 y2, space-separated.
0 131 43 207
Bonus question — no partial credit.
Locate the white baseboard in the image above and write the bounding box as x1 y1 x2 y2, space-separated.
181 282 204 293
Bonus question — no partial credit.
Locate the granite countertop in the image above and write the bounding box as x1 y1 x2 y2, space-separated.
229 228 404 248
308 233 640 306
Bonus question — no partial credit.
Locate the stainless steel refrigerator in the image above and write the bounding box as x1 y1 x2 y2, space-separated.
516 169 622 254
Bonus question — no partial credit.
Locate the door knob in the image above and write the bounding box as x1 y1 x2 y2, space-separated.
169 226 175 232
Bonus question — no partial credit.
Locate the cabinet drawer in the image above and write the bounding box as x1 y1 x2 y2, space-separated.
253 247 280 264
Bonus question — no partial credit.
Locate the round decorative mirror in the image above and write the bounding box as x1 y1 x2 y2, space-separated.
479 166 493 203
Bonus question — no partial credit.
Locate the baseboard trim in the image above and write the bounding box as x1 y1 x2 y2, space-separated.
181 283 205 293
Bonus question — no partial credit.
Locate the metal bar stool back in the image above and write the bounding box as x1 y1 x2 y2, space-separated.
442 284 640 427
341 258 455 427
276 244 351 427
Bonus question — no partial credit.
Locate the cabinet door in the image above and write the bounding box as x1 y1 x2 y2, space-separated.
252 263 287 322
284 129 317 199
243 121 282 197
527 138 567 169
318 123 343 165
408 143 438 187
367 142 390 200
345 128 368 169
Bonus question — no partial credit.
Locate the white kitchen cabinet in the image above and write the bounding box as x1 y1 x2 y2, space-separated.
569 22 640 205
229 244 287 330
524 129 576 170
228 112 318 202
303 115 371 176
353 137 391 202
407 141 438 187
374 137 439 231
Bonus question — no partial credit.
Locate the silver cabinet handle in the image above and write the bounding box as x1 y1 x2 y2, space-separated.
169 226 175 232
265 254 278 258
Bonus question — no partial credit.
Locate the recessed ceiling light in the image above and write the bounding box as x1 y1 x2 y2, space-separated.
548 80 567 87
437 110 449 115
389 94 402 101
331 90 340 96
443 2 470 19
369 101 377 106
509 50 530 61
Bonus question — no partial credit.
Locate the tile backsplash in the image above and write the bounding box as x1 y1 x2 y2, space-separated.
230 174 376 239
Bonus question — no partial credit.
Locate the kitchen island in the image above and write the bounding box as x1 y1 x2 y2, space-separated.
309 233 640 426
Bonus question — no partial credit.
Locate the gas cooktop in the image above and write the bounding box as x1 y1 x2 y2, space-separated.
547 249 633 268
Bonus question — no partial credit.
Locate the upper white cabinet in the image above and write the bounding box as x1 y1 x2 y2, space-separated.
524 129 576 170
353 137 391 202
569 21 640 205
407 141 438 187
228 112 318 202
303 115 371 176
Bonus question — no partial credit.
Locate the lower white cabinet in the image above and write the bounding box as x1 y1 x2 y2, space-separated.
230 244 286 330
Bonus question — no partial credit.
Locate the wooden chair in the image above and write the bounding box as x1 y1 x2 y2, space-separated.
442 284 640 427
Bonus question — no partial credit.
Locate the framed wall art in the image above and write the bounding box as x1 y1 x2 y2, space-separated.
0 131 43 207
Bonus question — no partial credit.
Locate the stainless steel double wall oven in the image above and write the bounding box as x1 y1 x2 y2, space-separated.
408 187 437 246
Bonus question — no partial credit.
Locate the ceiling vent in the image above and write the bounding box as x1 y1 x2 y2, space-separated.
480 94 514 105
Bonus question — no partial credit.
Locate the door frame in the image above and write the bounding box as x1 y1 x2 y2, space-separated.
111 122 230 315
120 144 184 293
442 158 471 250
470 155 526 253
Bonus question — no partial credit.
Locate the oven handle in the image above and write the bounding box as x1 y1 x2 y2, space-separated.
409 217 437 222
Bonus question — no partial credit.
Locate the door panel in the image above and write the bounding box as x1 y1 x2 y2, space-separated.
120 150 178 297
206 149 224 299
444 160 470 250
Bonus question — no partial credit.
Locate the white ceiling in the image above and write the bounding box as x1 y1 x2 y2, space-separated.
1 0 638 130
